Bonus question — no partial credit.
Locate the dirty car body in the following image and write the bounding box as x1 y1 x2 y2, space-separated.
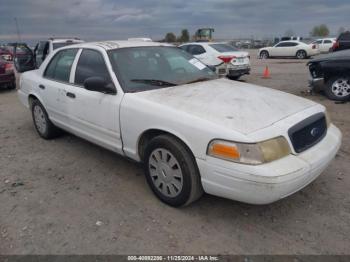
16 41 342 206
308 49 350 101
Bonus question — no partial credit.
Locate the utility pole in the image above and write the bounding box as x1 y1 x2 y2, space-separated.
14 17 21 42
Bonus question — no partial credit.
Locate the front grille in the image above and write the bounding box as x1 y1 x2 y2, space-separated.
288 113 327 153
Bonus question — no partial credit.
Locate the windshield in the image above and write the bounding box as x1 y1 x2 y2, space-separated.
108 46 217 93
53 42 79 50
209 44 238 52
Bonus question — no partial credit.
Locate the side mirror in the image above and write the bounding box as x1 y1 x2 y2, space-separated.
83 76 116 94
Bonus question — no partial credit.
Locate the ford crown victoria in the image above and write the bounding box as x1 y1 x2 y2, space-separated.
15 41 341 207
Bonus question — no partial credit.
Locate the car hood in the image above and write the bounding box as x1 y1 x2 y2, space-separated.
132 78 316 135
308 49 350 64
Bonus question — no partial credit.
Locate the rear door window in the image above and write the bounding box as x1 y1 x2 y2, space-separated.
209 44 238 52
188 45 206 55
44 49 78 82
74 49 112 86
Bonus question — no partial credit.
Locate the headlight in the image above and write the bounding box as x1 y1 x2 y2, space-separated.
325 110 331 127
207 137 291 165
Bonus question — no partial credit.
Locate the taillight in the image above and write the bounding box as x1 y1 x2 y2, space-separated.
312 44 316 49
218 55 236 63
333 41 339 50
4 63 13 72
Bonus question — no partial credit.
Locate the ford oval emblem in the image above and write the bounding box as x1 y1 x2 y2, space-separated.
310 127 320 137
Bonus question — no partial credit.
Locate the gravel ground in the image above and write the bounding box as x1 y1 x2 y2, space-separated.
0 50 349 255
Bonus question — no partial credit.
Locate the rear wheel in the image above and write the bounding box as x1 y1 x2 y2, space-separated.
31 99 62 139
325 76 350 101
143 135 203 207
260 51 269 59
296 50 307 59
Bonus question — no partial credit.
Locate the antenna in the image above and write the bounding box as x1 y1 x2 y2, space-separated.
14 17 21 42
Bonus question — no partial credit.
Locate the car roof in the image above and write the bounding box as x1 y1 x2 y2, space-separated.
181 42 228 46
278 40 303 43
61 40 172 50
51 39 84 43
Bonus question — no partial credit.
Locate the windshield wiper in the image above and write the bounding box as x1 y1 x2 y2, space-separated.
185 77 213 84
130 79 177 87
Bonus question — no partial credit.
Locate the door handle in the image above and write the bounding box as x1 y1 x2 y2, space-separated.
38 84 45 90
66 92 76 99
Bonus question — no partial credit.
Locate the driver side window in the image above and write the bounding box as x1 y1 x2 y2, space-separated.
74 49 112 86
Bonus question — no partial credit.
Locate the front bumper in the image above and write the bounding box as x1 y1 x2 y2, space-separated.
197 124 341 204
308 77 325 92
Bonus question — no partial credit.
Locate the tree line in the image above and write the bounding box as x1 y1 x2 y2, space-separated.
163 25 348 43
285 24 348 38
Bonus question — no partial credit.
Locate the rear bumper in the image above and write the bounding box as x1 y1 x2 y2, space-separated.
197 124 341 204
228 68 250 77
308 77 325 92
216 64 250 77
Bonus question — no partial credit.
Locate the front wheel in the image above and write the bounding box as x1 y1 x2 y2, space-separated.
325 76 350 101
296 50 307 59
143 135 203 207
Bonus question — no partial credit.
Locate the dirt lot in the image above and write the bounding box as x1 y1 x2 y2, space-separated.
0 50 349 255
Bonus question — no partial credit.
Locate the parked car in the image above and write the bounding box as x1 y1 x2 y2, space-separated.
259 41 320 59
1 43 28 61
33 37 84 67
15 41 341 207
332 31 350 52
179 42 250 80
311 38 336 53
0 46 13 61
0 57 15 89
308 49 350 101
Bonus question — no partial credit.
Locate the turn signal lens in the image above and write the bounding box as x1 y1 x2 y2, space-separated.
208 141 240 160
207 137 291 165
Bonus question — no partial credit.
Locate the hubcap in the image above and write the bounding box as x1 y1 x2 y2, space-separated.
148 148 183 198
261 52 268 59
297 52 304 59
33 105 47 134
331 78 350 97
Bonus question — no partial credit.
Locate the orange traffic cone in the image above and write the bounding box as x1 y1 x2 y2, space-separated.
262 66 270 79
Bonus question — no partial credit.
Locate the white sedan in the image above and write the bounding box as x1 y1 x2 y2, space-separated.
179 42 250 80
311 38 336 53
259 41 320 59
15 41 341 207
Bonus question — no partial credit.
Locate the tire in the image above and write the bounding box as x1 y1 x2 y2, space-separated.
143 135 203 207
324 76 350 101
260 51 269 59
31 99 62 139
296 50 307 59
228 75 241 80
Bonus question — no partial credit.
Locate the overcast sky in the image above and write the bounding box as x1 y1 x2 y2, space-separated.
0 0 349 44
